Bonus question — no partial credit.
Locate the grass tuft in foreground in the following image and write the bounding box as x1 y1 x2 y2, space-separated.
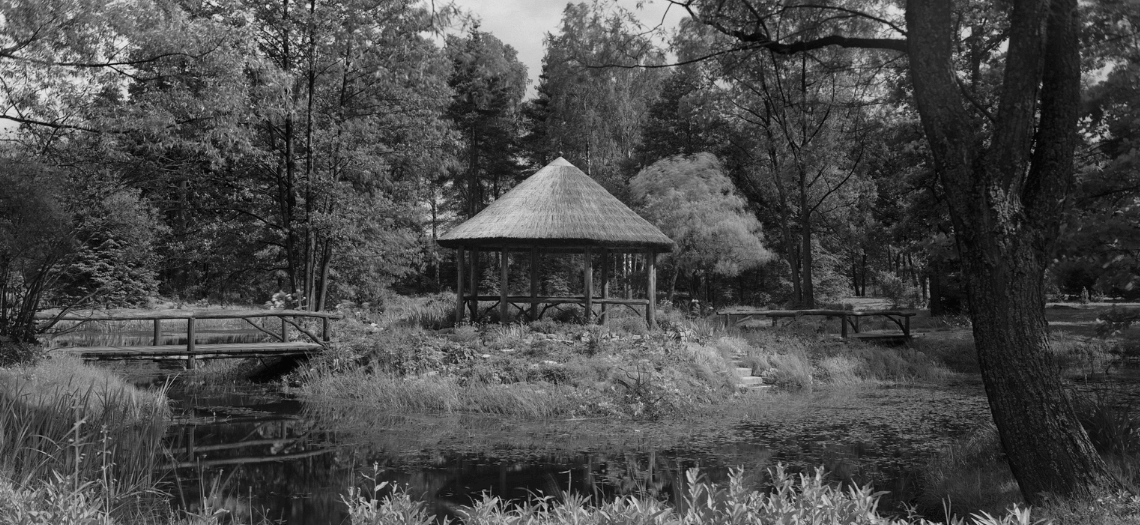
346 465 1044 525
0 356 222 524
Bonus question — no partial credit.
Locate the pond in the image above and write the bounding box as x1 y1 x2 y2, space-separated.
160 378 993 524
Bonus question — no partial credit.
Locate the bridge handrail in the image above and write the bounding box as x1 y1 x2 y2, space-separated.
35 309 341 322
37 309 342 364
716 307 915 337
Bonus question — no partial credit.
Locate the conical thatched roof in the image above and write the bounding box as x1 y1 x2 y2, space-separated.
438 158 673 251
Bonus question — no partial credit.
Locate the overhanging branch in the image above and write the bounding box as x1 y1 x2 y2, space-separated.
731 33 907 54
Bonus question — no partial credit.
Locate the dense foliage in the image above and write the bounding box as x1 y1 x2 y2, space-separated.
2 0 1137 331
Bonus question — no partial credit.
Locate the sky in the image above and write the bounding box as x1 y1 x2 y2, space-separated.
447 0 687 99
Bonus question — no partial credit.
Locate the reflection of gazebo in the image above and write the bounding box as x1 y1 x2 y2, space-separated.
437 158 674 327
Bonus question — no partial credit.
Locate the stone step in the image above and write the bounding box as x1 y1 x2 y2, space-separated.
737 382 771 392
734 366 754 377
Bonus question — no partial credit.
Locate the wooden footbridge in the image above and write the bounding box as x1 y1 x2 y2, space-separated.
38 310 340 366
717 307 917 343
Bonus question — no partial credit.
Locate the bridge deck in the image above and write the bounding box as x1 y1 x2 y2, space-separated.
55 342 324 361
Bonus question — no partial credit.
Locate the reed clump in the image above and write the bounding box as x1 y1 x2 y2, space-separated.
0 356 172 524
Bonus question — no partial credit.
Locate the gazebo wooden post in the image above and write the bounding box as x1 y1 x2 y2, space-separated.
624 253 632 300
500 248 509 323
646 250 657 329
455 247 466 324
599 248 610 325
583 247 593 324
529 249 539 321
468 248 479 320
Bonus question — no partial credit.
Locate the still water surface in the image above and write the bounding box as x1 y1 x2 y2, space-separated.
160 379 996 524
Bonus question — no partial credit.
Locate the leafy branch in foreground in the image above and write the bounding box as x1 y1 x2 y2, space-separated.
346 464 1045 525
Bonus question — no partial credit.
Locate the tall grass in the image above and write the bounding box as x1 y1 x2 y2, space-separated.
726 331 948 388
918 424 1021 520
346 465 1043 525
374 292 457 330
0 356 171 523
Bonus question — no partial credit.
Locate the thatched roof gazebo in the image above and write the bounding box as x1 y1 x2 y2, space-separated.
438 157 674 327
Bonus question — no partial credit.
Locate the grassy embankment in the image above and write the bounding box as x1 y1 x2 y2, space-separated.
295 294 953 419
0 354 248 524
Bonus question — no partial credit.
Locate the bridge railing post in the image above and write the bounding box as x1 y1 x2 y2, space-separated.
322 317 330 342
185 317 197 370
153 319 161 345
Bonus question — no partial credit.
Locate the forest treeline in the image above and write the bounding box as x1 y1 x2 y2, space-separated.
1 0 1138 340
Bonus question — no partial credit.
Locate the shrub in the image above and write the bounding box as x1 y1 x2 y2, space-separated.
551 305 584 324
877 270 917 309
529 318 562 334
607 314 648 335
0 162 163 345
379 293 456 330
1074 395 1140 456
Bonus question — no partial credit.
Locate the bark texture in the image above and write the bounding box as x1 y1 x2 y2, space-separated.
906 0 1116 501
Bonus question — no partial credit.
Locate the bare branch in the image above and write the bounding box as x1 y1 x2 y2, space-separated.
954 74 996 124
0 114 100 133
731 33 906 54
779 4 907 36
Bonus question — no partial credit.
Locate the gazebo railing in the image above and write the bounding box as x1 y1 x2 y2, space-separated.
462 295 650 323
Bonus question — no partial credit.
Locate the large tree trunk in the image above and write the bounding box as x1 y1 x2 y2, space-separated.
964 231 1108 497
906 0 1116 502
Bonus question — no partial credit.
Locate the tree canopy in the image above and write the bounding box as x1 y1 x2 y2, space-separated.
630 153 772 298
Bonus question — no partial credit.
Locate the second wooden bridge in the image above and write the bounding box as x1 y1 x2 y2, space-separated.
40 309 340 366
